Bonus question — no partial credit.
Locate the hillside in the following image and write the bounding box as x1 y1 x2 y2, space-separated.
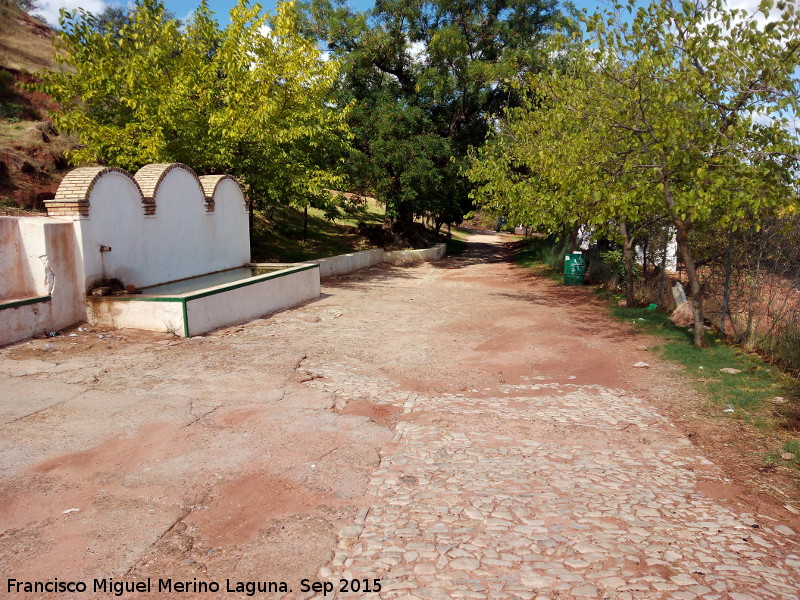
0 0 74 214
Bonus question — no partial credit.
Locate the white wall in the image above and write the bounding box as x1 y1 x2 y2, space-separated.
211 178 250 269
0 219 84 346
71 166 250 291
72 171 144 290
0 217 36 300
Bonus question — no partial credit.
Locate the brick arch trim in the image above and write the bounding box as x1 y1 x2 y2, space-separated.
45 166 146 217
197 174 249 212
134 163 205 215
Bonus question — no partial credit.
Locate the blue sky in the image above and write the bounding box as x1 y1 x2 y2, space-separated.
163 0 605 23
34 0 613 28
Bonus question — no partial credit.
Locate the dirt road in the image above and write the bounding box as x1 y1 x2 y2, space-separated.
1 230 798 599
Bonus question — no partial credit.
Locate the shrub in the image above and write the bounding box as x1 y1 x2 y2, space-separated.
516 235 568 272
757 323 800 375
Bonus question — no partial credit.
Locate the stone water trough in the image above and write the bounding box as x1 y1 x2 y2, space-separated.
0 163 320 344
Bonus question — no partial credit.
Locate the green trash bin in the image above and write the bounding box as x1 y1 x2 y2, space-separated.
564 252 585 285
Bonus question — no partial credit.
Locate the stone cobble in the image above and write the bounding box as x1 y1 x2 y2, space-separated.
304 362 800 599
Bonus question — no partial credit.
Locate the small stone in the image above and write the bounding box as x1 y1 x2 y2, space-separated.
416 588 451 600
632 362 649 368
521 575 554 588
599 577 626 589
574 543 603 553
339 525 362 538
719 368 741 374
414 563 437 575
671 573 698 585
450 557 480 570
572 584 598 597
770 396 787 405
781 452 796 461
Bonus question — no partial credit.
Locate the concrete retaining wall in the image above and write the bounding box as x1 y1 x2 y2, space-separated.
385 244 446 265
251 243 446 281
307 248 386 278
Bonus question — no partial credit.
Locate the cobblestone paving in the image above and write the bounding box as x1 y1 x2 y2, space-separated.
304 362 800 599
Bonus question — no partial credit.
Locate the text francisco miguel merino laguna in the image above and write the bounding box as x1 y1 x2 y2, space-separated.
5 577 369 596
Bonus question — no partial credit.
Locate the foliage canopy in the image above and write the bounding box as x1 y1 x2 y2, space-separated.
299 0 570 231
468 0 800 346
36 0 351 212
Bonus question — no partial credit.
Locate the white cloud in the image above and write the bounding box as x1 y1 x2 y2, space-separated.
179 9 196 26
725 0 794 27
750 109 776 126
34 0 109 27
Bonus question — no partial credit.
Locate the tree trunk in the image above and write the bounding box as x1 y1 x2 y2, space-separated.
396 203 415 234
568 223 580 253
620 221 636 308
720 227 734 336
642 239 649 281
303 205 308 243
744 242 764 343
662 174 705 348
675 221 705 348
657 226 669 306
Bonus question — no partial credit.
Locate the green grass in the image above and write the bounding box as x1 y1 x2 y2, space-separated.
445 226 469 256
766 439 800 469
610 296 799 475
250 197 386 262
514 236 568 281
607 299 793 412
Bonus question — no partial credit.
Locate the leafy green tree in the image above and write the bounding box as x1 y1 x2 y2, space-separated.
36 0 350 217
469 0 800 347
299 0 570 234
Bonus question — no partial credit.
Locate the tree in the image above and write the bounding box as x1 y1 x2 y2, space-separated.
469 0 800 347
35 0 351 217
299 0 570 234
90 5 180 37
13 0 38 13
